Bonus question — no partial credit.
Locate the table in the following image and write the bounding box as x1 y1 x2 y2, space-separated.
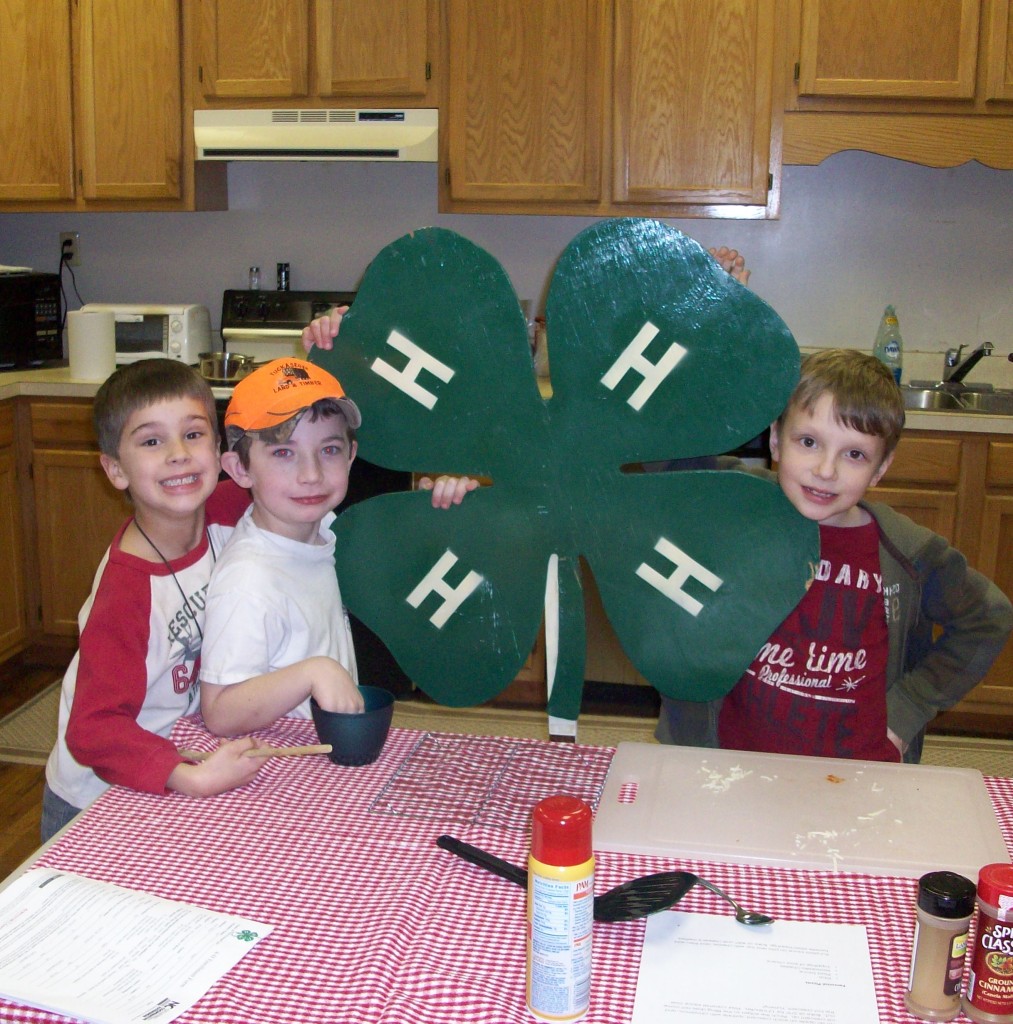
4 715 1013 1024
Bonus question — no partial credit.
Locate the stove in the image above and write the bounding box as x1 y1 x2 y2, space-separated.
221 288 356 362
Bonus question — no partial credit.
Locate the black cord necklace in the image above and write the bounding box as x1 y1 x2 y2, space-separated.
133 519 217 642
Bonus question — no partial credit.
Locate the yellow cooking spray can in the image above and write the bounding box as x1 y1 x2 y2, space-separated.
526 795 594 1021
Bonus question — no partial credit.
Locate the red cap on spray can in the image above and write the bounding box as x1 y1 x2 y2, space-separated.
531 795 593 867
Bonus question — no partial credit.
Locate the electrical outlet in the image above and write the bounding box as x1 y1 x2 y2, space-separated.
60 231 80 267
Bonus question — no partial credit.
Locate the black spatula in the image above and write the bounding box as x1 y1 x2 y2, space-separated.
436 834 697 922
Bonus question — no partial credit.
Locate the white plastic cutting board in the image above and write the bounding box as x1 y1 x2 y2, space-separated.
593 742 1010 879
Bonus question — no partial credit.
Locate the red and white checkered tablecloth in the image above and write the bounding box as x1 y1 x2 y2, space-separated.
5 718 1013 1024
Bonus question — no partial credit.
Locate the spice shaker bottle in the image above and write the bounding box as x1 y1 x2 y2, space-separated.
277 262 290 291
526 795 594 1022
905 870 976 1020
248 266 260 290
965 863 1013 1023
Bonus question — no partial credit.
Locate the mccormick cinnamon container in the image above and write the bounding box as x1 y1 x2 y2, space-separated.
965 863 1013 1023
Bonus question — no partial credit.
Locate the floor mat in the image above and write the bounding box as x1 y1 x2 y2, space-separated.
0 682 59 765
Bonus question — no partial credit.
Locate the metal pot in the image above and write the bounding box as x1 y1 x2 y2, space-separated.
198 351 255 383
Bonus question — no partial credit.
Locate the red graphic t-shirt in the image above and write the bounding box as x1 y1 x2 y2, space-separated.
718 519 898 762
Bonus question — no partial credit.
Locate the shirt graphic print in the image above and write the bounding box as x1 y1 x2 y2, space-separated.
718 519 897 761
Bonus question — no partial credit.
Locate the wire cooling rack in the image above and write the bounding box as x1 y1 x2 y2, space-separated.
369 731 614 831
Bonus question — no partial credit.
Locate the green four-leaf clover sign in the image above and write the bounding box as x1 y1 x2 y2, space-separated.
315 219 819 728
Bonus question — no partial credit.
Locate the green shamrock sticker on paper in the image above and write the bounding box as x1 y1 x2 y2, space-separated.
316 219 818 726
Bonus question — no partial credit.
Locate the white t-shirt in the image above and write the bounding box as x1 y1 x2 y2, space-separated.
200 508 358 717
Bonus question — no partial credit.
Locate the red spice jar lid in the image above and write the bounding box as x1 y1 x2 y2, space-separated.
977 863 1013 910
531 795 593 867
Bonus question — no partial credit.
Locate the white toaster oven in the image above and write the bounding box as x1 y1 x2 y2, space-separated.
80 303 214 365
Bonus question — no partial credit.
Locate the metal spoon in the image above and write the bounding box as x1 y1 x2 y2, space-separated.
693 876 774 926
436 835 773 925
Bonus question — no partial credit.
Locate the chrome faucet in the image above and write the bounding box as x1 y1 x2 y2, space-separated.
943 342 994 383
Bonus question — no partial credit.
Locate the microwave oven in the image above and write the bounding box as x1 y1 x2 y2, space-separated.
79 303 214 365
0 272 62 369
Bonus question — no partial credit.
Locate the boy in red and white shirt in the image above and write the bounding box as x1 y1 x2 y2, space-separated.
43 359 264 840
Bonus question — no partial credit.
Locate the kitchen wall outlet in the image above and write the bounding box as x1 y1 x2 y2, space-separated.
60 231 80 267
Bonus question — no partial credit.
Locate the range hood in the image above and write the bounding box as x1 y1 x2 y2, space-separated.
194 108 438 162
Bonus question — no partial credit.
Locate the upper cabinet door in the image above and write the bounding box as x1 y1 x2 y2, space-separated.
0 0 75 200
986 0 1013 99
198 0 309 98
445 0 605 203
316 0 430 96
74 0 183 200
798 0 981 99
613 0 777 206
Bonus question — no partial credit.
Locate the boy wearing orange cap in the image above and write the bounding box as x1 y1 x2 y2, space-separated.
200 358 369 735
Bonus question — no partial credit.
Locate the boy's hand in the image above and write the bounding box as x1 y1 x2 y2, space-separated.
311 658 366 714
887 727 907 758
417 474 480 508
169 735 263 797
301 307 347 353
708 245 750 286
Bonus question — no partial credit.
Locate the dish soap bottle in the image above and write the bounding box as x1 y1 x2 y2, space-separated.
527 795 594 1022
873 305 904 384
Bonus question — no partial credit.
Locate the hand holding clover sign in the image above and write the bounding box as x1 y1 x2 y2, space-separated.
315 219 818 733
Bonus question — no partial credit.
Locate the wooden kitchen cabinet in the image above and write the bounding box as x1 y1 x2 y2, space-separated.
869 433 962 541
783 0 1013 168
0 404 28 660
0 0 224 211
987 0 1013 99
28 401 130 637
961 441 1013 716
196 0 434 102
796 0 982 100
442 0 782 218
0 0 74 202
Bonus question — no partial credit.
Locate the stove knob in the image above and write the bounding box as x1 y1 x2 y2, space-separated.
256 300 269 320
233 297 248 319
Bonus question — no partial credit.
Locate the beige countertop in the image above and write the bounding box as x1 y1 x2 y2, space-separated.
3 366 1012 435
0 367 104 401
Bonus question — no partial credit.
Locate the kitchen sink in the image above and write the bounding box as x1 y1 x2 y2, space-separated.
901 386 1013 415
901 388 965 411
956 391 1013 414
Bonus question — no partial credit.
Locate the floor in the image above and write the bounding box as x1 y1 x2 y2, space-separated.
0 655 58 880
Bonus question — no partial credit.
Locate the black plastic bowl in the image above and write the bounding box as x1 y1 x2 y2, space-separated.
310 686 395 766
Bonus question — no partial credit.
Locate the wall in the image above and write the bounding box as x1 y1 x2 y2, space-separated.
2 151 1012 373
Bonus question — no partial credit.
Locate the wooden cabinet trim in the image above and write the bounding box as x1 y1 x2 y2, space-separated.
783 111 1013 168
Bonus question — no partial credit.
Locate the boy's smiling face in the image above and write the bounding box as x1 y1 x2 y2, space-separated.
770 393 894 528
101 396 221 519
222 410 356 543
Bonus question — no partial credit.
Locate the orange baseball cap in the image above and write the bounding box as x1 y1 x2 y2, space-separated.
224 358 361 446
